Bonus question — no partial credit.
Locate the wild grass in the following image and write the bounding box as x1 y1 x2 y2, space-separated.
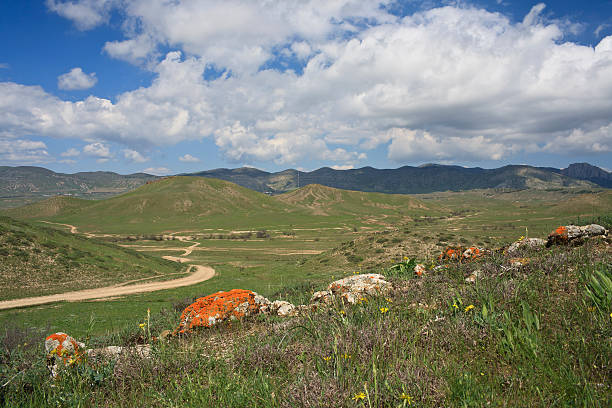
1 241 609 407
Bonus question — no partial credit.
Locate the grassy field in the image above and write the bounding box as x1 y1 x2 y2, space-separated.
1 236 610 406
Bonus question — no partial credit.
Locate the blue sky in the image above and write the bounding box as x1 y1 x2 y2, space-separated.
1 0 611 175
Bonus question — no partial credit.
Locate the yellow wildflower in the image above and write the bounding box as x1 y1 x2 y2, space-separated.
139 323 146 328
352 392 366 401
338 310 346 316
403 256 408 260
464 304 475 312
343 353 351 359
380 307 389 314
323 356 331 362
452 303 458 309
587 306 596 312
399 393 412 404
385 297 393 303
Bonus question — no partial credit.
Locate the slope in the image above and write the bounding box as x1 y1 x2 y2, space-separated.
0 216 183 301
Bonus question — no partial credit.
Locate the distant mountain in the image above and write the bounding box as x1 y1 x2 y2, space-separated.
0 166 157 208
185 163 602 194
557 163 612 188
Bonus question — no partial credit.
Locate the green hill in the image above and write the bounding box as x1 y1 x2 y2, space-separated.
0 216 183 301
276 184 433 216
3 177 441 234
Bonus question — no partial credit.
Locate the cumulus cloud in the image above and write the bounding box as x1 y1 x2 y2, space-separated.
46 0 118 30
0 139 49 163
178 154 200 162
60 147 80 157
83 142 112 162
122 149 148 163
57 68 97 90
8 3 612 167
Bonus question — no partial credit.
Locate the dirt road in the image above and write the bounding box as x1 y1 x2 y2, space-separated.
0 264 215 310
0 225 215 310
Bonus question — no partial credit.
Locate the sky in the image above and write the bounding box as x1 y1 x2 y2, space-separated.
1 0 612 175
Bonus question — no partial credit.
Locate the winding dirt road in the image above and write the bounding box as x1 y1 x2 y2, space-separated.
0 224 215 310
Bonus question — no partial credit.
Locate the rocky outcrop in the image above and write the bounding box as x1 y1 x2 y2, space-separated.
310 274 392 305
438 246 486 262
546 224 607 247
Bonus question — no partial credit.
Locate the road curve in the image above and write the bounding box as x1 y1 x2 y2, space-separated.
0 264 215 310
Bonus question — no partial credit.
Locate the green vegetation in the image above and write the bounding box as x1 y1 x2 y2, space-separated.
0 216 183 300
1 241 610 406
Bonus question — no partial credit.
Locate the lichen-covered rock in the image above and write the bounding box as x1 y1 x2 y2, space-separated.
311 274 392 305
506 238 546 254
45 332 85 377
175 289 264 333
438 246 463 261
414 264 426 276
462 247 486 260
546 224 607 247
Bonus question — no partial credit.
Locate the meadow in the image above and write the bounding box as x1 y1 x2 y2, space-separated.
0 181 610 406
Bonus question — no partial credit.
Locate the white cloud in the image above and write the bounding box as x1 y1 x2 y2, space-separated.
0 63 8 69
60 147 80 157
122 149 148 163
57 68 97 90
83 142 112 160
595 23 610 37
6 3 612 167
46 0 118 30
59 159 77 164
330 164 354 170
178 154 200 162
0 139 49 163
142 167 171 175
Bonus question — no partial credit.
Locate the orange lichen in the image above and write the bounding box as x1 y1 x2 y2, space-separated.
175 289 259 334
463 247 484 260
45 333 83 363
554 226 568 236
438 246 464 261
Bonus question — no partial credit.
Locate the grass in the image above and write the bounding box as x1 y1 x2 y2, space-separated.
0 216 183 301
1 240 610 407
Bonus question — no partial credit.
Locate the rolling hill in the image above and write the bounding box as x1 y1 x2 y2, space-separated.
0 166 157 208
186 163 603 194
4 177 441 233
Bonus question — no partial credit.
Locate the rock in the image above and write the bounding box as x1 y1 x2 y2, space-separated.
45 332 85 377
310 290 333 304
159 329 172 341
462 247 486 260
87 345 151 360
176 289 267 333
506 238 546 254
270 300 297 317
414 264 426 276
546 224 607 247
465 270 482 283
438 246 463 262
311 274 392 305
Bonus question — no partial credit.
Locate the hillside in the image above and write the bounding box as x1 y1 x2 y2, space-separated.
559 162 612 188
4 177 443 234
0 166 157 209
186 163 602 194
275 184 432 216
0 216 183 301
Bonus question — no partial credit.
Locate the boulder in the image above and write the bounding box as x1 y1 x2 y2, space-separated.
45 332 85 377
465 270 482 283
87 345 151 360
546 224 607 247
311 274 392 305
506 238 546 254
271 300 297 317
175 289 265 333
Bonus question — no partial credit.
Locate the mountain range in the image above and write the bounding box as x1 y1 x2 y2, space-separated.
0 162 609 208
